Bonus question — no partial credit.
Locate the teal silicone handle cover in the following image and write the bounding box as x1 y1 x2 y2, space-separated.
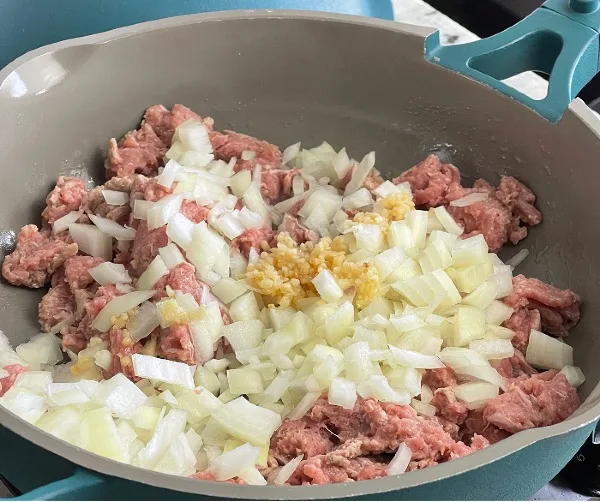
425 0 600 122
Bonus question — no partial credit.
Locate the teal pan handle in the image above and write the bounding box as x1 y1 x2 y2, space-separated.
11 469 106 501
425 0 600 123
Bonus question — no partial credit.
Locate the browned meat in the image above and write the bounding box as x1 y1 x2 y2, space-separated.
2 225 78 288
159 324 195 365
42 176 87 224
38 281 75 333
482 371 579 434
0 364 27 397
392 154 461 207
275 396 486 485
63 256 104 291
212 130 282 172
80 176 134 226
491 349 537 379
105 326 142 380
143 104 213 146
277 215 319 245
431 388 469 425
180 201 210 224
129 221 169 276
231 227 276 259
502 308 541 352
105 123 166 179
423 367 458 391
503 275 581 337
260 168 301 204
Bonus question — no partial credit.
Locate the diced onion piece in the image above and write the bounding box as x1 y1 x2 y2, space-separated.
239 467 267 486
373 180 400 198
390 314 426 334
166 212 195 251
94 349 113 370
132 354 194 389
343 342 372 383
269 454 303 486
454 365 506 391
16 333 63 370
227 368 264 395
386 443 412 476
89 214 135 241
353 223 384 253
453 306 486 346
158 159 183 188
342 187 373 210
469 338 514 360
433 206 463 235
374 247 406 282
332 147 353 180
186 222 227 274
264 373 292 403
453 382 499 410
388 345 444 369
211 442 262 481
292 175 305 197
137 409 187 469
324 301 354 345
78 407 128 462
210 278 248 305
243 183 270 227
525 329 574 370
299 190 343 221
211 397 282 446
102 190 129 206
485 300 514 325
406 210 428 249
438 347 489 368
154 431 197 476
449 192 489 207
505 249 530 270
14 371 53 393
450 261 493 294
53 210 83 234
485 325 516 340
137 255 168 291
420 384 434 404
68 223 113 260
328 377 357 410
559 365 585 387
230 170 252 199
427 211 444 233
452 234 489 267
389 220 416 251
89 262 131 286
229 291 260 323
126 301 160 342
287 391 321 420
157 243 185 271
238 207 264 230
488 265 514 299
95 373 148 418
312 269 343 303
223 320 264 353
133 200 154 220
344 151 375 195
462 281 498 310
282 142 301 165
215 211 246 240
411 398 437 417
147 194 184 231
357 375 411 404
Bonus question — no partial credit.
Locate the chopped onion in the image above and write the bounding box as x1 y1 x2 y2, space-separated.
14 371 53 393
229 291 260 323
154 431 197 476
133 199 154 220
453 305 486 346
211 442 262 481
505 249 530 270
158 159 183 188
287 391 321 420
95 373 148 418
332 148 353 181
132 354 194 389
137 255 168 291
166 212 195 251
411 398 437 417
16 333 62 370
449 192 489 207
405 210 428 249
525 329 573 370
420 384 434 404
53 210 83 234
126 301 160 342
485 300 514 325
433 206 463 235
238 207 264 230
282 142 301 165
373 180 400 198
78 407 128 461
215 211 246 240
102 190 129 206
273 455 303 485
454 365 506 391
388 345 444 369
190 320 215 364
68 223 113 260
157 243 185 270
452 234 489 267
312 269 343 303
344 342 372 383
487 265 514 299
559 365 585 387
438 347 489 368
469 338 514 360
453 382 499 410
94 349 112 370
386 443 412 476
342 188 373 210
357 375 411 404
243 183 270 227
89 262 131 286
147 194 184 231
344 151 375 195
92 290 155 332
230 170 252 199
88 214 135 241
137 408 187 469
211 278 248 305
292 175 305 197
328 377 357 410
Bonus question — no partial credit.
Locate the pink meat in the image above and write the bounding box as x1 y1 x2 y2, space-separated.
231 227 276 259
291 455 389 485
503 275 581 337
495 176 542 230
491 349 537 379
211 130 282 172
42 176 87 224
159 324 195 365
129 221 169 276
191 471 246 484
181 201 210 223
153 262 205 304
431 387 469 425
392 154 461 207
143 178 173 203
422 367 459 391
80 176 134 226
0 364 27 397
105 326 142 380
461 410 511 445
2 225 78 288
143 104 213 146
63 256 104 291
502 308 541 352
105 123 166 179
482 371 579 434
270 418 334 462
277 214 319 245
260 168 301 204
38 281 75 333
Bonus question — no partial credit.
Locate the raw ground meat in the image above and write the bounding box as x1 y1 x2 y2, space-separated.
38 281 75 333
276 397 488 485
142 178 173 203
143 104 213 146
461 410 510 445
502 308 541 352
431 387 469 425
503 275 581 337
129 221 169 276
2 225 78 288
491 349 537 379
63 256 104 291
0 364 27 397
104 327 142 380
211 130 282 172
42 176 87 224
153 262 205 305
277 214 319 245
181 201 210 224
159 324 195 365
105 123 166 179
260 168 301 205
422 367 459 391
231 227 276 259
482 371 579 434
80 176 134 226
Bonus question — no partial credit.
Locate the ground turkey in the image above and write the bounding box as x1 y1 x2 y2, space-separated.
143 104 213 146
42 176 87 225
211 130 282 172
231 227 276 260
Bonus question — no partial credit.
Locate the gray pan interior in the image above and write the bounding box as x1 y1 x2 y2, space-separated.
0 10 599 500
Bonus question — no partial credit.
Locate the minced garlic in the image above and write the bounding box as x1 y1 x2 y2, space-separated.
375 191 415 221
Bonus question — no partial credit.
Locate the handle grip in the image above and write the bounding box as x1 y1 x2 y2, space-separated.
8 469 106 501
425 0 600 123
